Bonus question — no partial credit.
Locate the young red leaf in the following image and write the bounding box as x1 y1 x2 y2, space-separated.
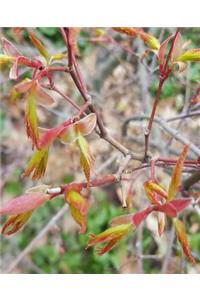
175 219 196 264
65 190 88 233
169 198 191 213
2 37 22 57
158 35 173 66
1 211 33 236
39 124 68 149
86 223 133 256
132 206 154 227
14 78 33 93
22 148 49 180
171 32 182 61
155 202 177 218
168 145 189 201
0 193 50 216
33 83 55 107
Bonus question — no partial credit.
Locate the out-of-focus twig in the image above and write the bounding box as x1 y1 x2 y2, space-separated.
123 115 200 156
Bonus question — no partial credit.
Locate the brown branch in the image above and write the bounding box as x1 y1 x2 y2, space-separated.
182 170 200 191
123 115 200 157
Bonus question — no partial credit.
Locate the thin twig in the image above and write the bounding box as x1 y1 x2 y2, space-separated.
123 115 200 157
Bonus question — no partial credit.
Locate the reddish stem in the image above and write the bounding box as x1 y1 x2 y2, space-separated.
144 28 180 161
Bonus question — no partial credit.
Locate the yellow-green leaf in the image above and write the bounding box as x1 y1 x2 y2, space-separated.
22 148 49 180
177 49 200 62
28 31 49 61
0 54 15 65
1 211 33 236
65 190 88 233
25 93 39 149
77 134 94 185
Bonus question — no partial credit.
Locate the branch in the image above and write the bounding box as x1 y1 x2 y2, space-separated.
182 170 200 191
123 115 200 157
144 28 180 160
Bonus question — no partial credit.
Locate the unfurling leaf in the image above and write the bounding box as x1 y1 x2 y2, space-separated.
25 93 39 149
75 113 97 136
139 31 160 50
28 31 49 61
157 212 165 236
33 84 55 107
0 192 50 216
144 180 167 205
176 49 200 62
113 27 139 37
168 145 189 201
49 53 67 64
58 113 97 145
1 37 22 57
132 206 154 227
13 79 55 107
86 223 133 255
171 32 182 61
175 219 196 264
65 190 88 233
158 35 173 66
22 148 49 180
155 198 191 217
77 134 94 185
1 211 33 236
39 124 69 149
